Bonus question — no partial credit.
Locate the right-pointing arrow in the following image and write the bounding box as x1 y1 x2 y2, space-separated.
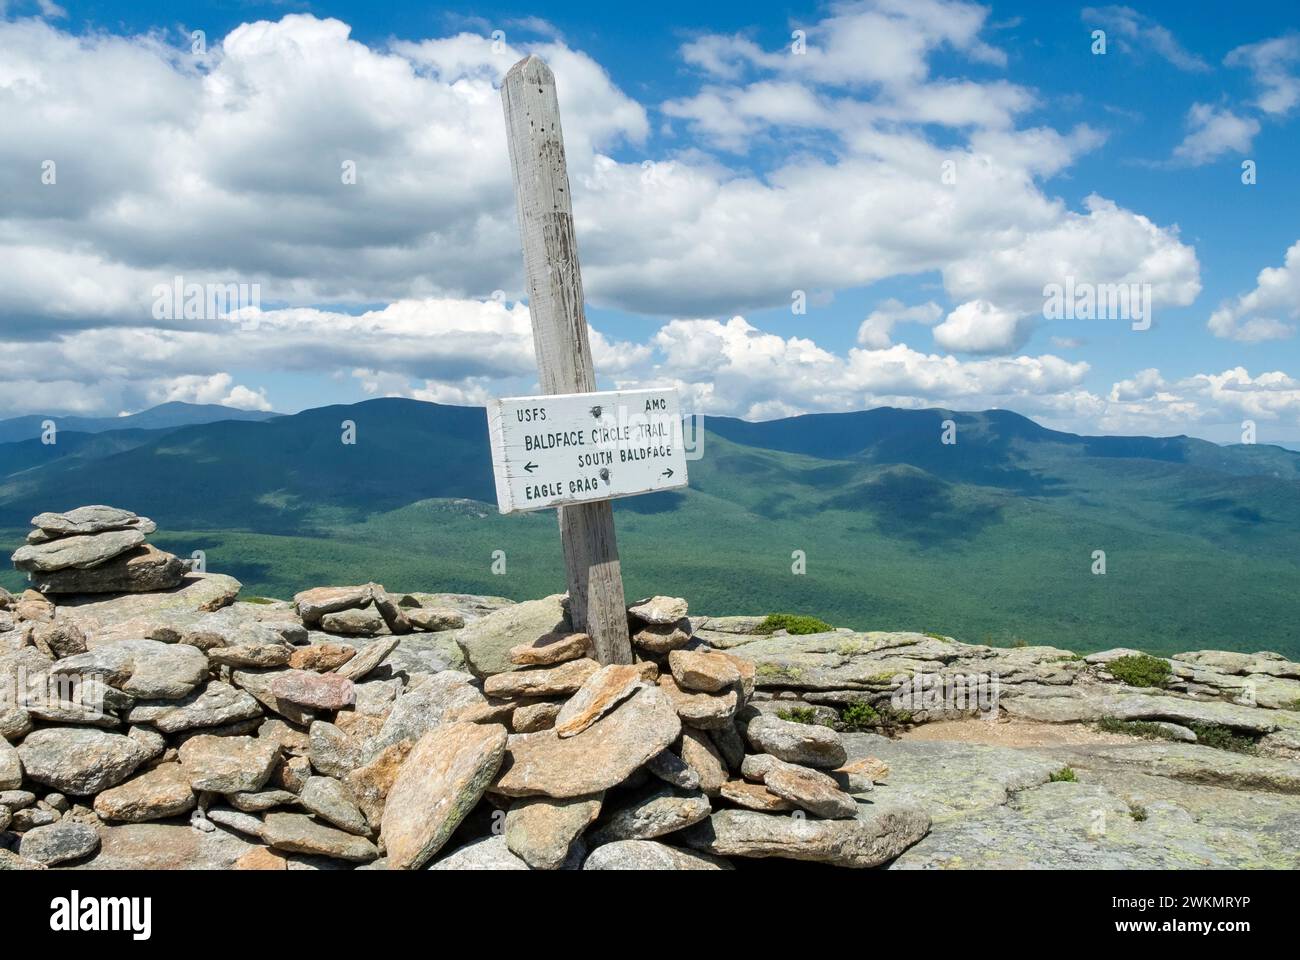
661 468 674 478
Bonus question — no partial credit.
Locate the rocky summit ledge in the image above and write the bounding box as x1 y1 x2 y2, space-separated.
3 510 1299 870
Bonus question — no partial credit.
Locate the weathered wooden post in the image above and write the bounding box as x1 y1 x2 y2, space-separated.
500 55 633 665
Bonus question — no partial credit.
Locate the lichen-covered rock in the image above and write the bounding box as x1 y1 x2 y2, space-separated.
53 639 209 700
484 658 599 699
263 812 378 863
178 735 279 794
588 785 712 844
493 687 682 799
505 794 602 869
93 763 196 822
17 728 149 795
19 821 101 865
583 839 733 870
683 803 929 868
381 722 507 870
455 595 569 678
744 713 847 768
554 664 643 737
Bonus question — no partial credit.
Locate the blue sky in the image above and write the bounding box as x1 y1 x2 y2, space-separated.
2 0 1299 441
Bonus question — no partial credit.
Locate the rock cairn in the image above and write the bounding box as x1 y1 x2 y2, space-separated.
0 507 926 870
11 506 184 595
11 504 1296 870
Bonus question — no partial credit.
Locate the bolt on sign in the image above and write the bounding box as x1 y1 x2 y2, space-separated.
488 387 689 514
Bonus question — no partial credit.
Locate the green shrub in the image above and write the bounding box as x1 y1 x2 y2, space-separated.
239 595 277 605
1186 722 1259 755
1106 654 1172 688
837 699 912 733
1129 805 1148 822
839 700 879 731
775 707 826 726
1096 717 1181 742
1049 766 1077 783
755 613 834 636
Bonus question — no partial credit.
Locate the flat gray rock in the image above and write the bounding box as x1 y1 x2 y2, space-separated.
301 776 370 836
583 839 733 870
682 803 930 868
127 681 263 734
430 835 532 870
17 728 149 795
179 735 279 793
493 687 681 798
12 529 145 573
454 594 569 678
588 785 712 844
373 671 485 752
93 762 195 822
19 821 101 865
505 794 602 869
744 713 847 768
53 638 209 700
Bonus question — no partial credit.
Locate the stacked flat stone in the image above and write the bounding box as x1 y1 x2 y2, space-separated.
1 563 919 871
293 584 466 637
10 506 185 595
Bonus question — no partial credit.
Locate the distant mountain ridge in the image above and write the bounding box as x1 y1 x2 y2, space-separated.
0 401 280 444
2 397 1297 657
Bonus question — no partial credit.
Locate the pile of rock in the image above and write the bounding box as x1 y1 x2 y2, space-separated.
10 506 185 595
294 584 466 637
2 522 927 870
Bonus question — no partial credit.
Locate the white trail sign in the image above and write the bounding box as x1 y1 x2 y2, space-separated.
488 387 689 514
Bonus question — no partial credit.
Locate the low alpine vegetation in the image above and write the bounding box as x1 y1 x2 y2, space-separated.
1106 654 1172 689
755 613 834 636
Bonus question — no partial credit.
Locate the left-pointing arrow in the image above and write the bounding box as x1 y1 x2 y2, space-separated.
524 461 538 473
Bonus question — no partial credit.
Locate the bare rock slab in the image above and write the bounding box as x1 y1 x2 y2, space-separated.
270 670 355 711
53 638 209 700
430 835 531 870
629 596 689 625
381 721 508 870
509 632 592 667
127 680 263 734
293 585 373 625
336 636 400 682
669 649 741 693
300 776 369 836
484 657 598 699
493 687 682 798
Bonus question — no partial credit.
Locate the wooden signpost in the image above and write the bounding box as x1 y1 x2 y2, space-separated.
498 55 687 666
